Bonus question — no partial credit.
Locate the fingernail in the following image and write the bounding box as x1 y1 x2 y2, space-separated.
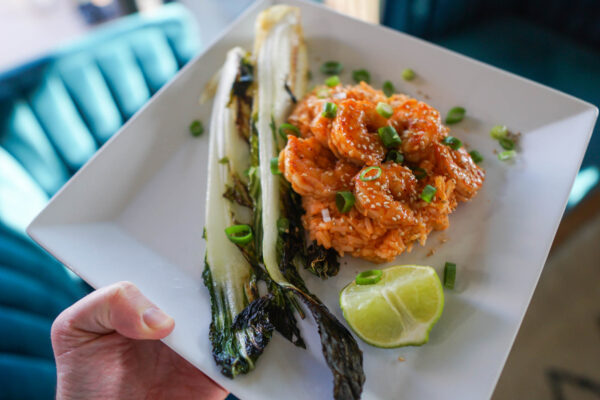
142 307 173 330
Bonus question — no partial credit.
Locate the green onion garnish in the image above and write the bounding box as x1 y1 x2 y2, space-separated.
224 224 253 245
420 184 437 203
336 191 355 213
441 136 462 150
412 167 427 180
378 126 402 148
490 125 508 140
279 123 300 139
325 75 340 87
401 68 415 81
444 262 456 289
320 61 343 75
270 157 281 175
218 156 229 164
359 166 382 182
376 102 394 118
316 87 330 99
499 137 515 150
385 150 404 163
469 150 483 164
445 107 466 124
356 269 382 285
382 80 395 97
277 217 289 234
498 150 516 161
189 120 204 137
352 69 371 83
322 102 337 118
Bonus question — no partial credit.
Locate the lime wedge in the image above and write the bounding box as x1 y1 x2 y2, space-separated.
339 265 444 348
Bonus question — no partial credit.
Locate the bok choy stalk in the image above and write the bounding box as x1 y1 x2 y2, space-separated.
252 6 365 399
203 47 271 378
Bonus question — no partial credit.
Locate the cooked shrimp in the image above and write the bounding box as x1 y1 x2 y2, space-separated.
391 98 448 163
433 143 484 201
279 136 359 198
353 162 418 226
329 99 388 165
287 93 326 140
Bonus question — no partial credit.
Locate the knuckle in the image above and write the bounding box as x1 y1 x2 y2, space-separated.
111 281 138 301
50 309 75 346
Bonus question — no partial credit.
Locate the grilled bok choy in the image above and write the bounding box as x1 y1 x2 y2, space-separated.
203 47 270 378
252 6 365 399
204 45 305 378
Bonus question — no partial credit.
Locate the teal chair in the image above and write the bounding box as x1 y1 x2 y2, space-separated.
0 4 200 398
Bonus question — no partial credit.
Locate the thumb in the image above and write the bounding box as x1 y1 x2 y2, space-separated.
52 281 175 356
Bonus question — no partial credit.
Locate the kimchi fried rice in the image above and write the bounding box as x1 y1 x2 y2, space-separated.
278 82 485 263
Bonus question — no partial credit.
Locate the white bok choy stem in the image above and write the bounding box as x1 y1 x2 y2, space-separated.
204 47 265 379
252 6 365 400
254 5 308 284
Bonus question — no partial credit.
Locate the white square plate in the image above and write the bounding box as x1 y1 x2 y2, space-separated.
28 1 597 399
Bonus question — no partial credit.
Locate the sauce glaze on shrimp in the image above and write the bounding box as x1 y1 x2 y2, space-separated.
280 82 485 262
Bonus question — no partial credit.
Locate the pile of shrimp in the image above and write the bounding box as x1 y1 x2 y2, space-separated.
278 82 485 263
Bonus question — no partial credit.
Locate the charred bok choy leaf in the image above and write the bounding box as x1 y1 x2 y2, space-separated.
252 6 365 399
203 47 271 378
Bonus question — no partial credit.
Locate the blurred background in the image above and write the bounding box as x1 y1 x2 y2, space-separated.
0 0 598 399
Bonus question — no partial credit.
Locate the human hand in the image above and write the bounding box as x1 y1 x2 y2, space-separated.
51 281 228 400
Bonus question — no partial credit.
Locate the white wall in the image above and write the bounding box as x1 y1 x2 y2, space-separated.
0 0 88 70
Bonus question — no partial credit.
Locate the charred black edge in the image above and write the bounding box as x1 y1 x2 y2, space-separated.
232 57 254 141
280 181 340 280
284 81 298 104
288 286 365 400
233 291 305 349
234 239 306 349
202 262 272 379
224 172 253 208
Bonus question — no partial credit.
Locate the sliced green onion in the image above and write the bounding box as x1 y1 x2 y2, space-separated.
490 125 508 140
412 167 427 180
445 107 466 124
218 156 229 164
189 120 204 137
316 87 330 99
401 68 415 81
224 224 253 245
325 75 340 87
376 102 394 118
378 126 402 148
336 191 355 213
420 184 437 203
270 157 281 175
498 150 516 161
469 150 483 164
499 137 515 150
382 80 395 97
385 150 404 163
356 269 382 285
279 123 300 139
359 166 382 182
444 262 456 289
321 61 343 75
277 217 289 234
352 69 371 83
441 136 462 150
322 102 337 118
